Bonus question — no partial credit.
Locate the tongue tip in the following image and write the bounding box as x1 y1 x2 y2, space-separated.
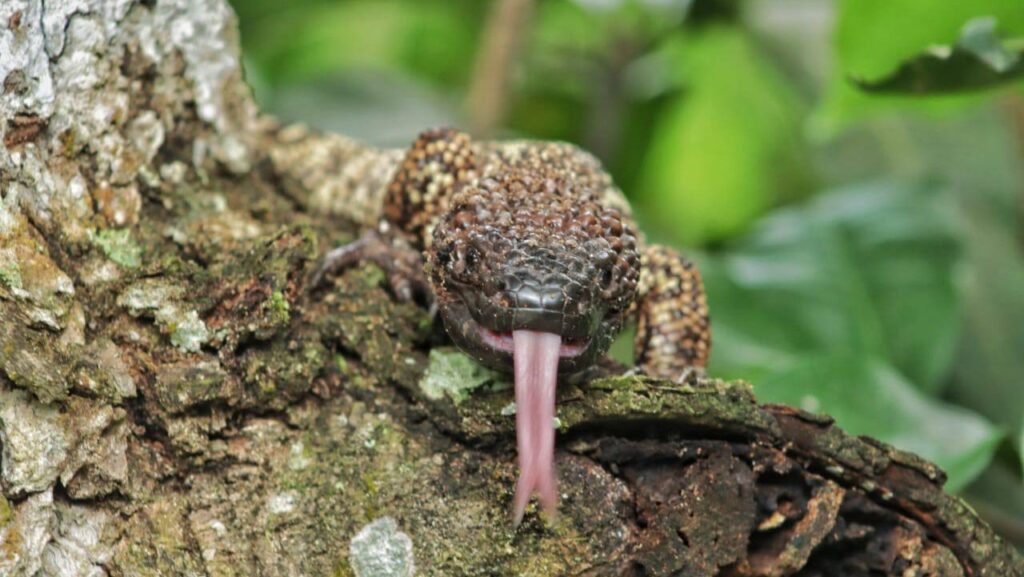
511 472 559 527
512 488 528 527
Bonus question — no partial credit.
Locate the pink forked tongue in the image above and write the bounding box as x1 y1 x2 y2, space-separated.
512 330 562 526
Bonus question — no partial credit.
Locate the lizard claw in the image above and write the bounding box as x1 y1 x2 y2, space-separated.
621 364 705 385
674 366 706 385
621 365 644 377
310 235 373 289
311 228 433 307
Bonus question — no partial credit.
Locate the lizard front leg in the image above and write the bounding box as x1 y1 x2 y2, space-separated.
312 226 430 304
312 128 477 302
633 245 711 381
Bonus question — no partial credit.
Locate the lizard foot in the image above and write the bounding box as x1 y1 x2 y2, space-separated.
311 227 432 306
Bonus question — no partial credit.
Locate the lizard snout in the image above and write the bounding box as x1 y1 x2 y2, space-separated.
505 278 565 311
501 275 600 340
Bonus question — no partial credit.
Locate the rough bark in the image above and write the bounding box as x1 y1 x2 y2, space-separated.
0 1 1021 576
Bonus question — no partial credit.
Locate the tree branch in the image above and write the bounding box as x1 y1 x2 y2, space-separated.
0 1 1020 576
465 0 534 139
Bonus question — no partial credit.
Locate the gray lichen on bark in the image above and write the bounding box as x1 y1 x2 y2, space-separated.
0 1 1022 576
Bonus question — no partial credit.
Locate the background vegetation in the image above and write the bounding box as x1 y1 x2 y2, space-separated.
230 0 1024 545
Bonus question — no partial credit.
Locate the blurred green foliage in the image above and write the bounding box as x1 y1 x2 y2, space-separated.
819 0 1024 132
701 181 1001 491
638 26 811 243
232 0 1024 539
853 17 1024 94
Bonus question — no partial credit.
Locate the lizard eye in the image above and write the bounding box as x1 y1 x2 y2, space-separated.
465 246 480 269
436 247 453 269
601 267 614 286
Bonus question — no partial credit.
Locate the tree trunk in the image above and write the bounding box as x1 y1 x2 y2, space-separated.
0 1 1020 576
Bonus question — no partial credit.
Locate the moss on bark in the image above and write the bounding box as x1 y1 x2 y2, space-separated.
0 1 1020 576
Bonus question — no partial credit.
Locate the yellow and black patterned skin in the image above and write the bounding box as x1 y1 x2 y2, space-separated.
633 245 710 378
317 127 711 381
382 129 478 248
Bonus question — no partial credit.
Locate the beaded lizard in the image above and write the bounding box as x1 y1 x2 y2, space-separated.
314 128 711 525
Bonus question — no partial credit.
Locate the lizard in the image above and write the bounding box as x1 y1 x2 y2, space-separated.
313 128 711 526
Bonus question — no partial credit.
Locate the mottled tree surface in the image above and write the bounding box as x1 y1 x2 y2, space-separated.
0 1 1021 576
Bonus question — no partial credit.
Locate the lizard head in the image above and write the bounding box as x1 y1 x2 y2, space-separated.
426 144 640 525
429 169 640 377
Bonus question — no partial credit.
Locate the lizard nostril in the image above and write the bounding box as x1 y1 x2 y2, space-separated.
502 275 522 293
436 247 453 268
602 268 613 286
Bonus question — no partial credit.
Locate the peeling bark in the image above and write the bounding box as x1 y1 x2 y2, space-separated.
0 1 1021 576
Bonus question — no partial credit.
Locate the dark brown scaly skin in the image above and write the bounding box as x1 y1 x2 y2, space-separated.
316 127 711 380
315 128 711 523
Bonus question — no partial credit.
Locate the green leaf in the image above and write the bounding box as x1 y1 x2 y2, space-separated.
756 354 1002 493
854 17 1024 94
636 25 811 244
707 181 961 392
816 1 1024 133
836 2 1024 81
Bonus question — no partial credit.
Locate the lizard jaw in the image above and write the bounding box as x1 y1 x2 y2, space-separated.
478 326 587 358
433 290 621 374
